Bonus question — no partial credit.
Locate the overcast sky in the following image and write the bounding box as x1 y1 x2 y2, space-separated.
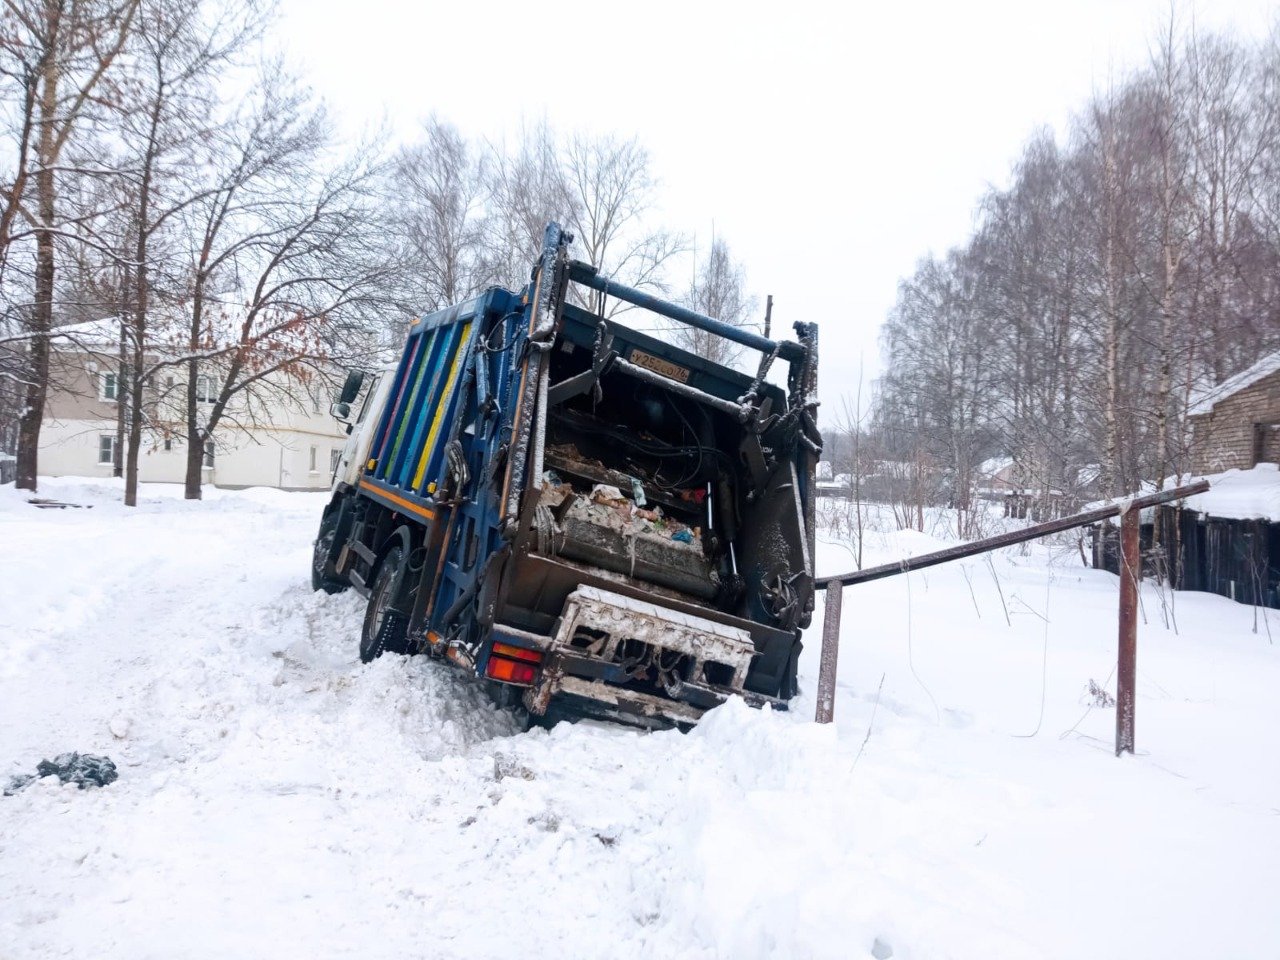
276 0 1276 418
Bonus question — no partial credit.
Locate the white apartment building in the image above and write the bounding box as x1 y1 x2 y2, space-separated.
38 319 349 490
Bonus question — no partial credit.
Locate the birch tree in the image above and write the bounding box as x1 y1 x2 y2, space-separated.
484 119 576 289
393 116 491 312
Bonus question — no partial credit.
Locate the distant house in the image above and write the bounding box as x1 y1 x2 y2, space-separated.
975 456 1086 520
1189 352 1280 473
815 477 852 499
38 318 349 490
976 457 1018 494
814 461 850 498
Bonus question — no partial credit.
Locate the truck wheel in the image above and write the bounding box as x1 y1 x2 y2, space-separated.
311 513 347 594
360 543 410 662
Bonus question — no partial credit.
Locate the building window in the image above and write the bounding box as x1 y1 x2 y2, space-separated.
309 445 318 473
330 449 341 473
99 371 118 402
203 439 215 468
163 437 172 452
196 375 217 403
98 434 117 465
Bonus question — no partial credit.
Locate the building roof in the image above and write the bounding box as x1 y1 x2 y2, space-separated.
1112 465 1280 523
50 315 194 353
978 457 1014 476
1188 350 1280 417
50 317 127 349
49 308 330 363
1174 464 1280 522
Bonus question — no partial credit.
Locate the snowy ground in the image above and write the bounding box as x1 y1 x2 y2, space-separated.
2 480 1278 959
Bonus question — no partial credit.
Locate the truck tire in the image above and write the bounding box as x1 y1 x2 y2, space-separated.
311 512 347 594
360 543 410 662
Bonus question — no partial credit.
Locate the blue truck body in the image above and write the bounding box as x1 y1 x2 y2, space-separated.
313 224 821 727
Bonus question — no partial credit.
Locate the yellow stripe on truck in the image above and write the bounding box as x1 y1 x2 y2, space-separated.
412 321 471 490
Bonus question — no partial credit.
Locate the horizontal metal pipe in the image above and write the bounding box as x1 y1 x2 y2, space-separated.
612 357 749 419
568 261 804 361
815 480 1210 589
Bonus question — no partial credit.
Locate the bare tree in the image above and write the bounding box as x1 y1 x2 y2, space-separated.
171 66 339 498
879 249 1000 535
179 148 394 498
484 119 576 288
1143 13 1198 492
5 0 137 491
562 132 684 315
393 116 491 312
873 13 1280 520
109 0 264 505
675 233 754 365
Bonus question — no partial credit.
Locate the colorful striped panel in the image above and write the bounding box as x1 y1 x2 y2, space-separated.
395 323 458 489
383 330 439 482
413 321 473 492
369 333 424 472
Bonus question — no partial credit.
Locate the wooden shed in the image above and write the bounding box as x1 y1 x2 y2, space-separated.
1093 466 1280 611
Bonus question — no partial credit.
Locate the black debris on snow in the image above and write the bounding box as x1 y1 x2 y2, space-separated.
4 752 118 795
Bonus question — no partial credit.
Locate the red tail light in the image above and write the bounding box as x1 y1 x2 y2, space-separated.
484 641 542 686
491 642 542 663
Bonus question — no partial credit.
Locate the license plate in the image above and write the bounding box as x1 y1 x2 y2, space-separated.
629 349 690 384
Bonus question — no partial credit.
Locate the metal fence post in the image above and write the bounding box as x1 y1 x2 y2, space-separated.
815 582 842 723
1116 507 1139 756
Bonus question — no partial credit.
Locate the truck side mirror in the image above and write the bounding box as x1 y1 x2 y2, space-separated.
337 370 365 405
330 401 352 421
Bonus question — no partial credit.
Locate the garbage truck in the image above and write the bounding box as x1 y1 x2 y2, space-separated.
311 223 821 727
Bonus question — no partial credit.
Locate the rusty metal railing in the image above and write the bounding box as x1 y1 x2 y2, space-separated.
813 479 1209 756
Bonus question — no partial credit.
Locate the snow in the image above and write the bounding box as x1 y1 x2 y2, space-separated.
1090 465 1280 523
978 456 1014 476
3 479 1279 958
1135 464 1280 522
1187 349 1280 417
48 316 125 348
1177 464 1280 522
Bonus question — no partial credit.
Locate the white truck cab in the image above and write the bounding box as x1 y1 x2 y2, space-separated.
328 367 393 492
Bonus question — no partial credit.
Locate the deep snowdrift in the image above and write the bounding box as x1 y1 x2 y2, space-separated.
1 480 1277 959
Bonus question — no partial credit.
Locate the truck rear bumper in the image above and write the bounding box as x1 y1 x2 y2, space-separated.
517 585 785 727
527 673 784 728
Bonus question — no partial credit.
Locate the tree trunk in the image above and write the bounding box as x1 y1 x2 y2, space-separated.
124 363 143 505
1101 138 1121 500
1104 303 1120 499
1154 285 1174 489
125 226 147 506
184 435 204 498
15 48 61 492
114 319 127 477
184 352 203 500
184 264 208 499
125 88 164 507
